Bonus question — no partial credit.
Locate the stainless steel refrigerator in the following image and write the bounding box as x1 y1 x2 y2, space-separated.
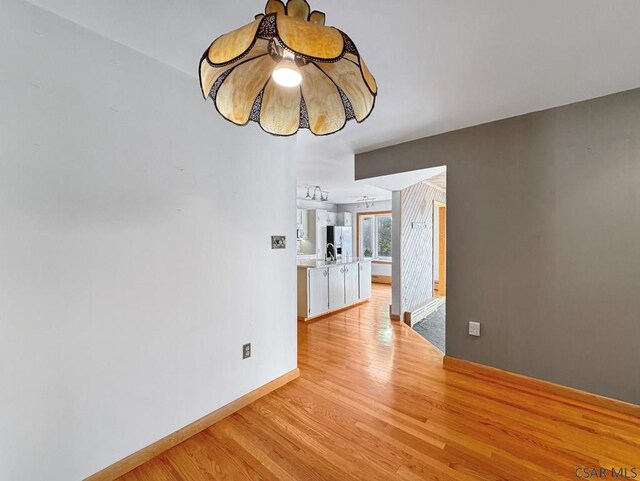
327 226 353 259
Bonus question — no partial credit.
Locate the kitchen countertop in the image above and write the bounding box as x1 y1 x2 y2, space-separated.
296 257 370 269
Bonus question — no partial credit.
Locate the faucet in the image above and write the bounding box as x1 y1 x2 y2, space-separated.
326 243 337 261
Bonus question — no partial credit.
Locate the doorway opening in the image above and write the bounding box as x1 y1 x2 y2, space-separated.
347 164 447 351
406 169 447 353
433 201 447 298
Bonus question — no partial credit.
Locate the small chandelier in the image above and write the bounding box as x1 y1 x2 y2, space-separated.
200 0 377 136
305 186 329 202
356 196 376 209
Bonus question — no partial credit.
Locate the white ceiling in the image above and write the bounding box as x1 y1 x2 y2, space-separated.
26 0 640 204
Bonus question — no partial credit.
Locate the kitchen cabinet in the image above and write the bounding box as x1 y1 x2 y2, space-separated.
315 209 327 226
303 213 309 239
344 263 359 305
296 208 308 240
327 212 337 226
337 212 353 227
308 268 329 317
328 265 346 310
297 260 372 321
303 209 326 257
358 261 372 300
316 210 327 257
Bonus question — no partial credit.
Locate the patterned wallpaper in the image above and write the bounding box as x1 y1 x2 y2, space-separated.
401 182 446 313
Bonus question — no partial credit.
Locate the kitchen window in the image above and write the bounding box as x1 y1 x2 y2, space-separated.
358 212 392 262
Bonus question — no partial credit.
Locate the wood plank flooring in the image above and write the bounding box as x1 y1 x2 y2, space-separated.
119 284 640 481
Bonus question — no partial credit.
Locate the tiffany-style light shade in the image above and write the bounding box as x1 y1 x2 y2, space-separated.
199 0 377 136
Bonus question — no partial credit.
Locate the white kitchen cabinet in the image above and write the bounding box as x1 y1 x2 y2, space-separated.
328 265 346 310
327 211 337 226
337 212 353 227
299 209 308 239
344 263 359 305
316 210 327 257
358 261 372 300
305 209 327 257
297 260 372 321
316 209 327 226
308 268 329 317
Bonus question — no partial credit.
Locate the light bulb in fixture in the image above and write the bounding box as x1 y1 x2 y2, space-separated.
272 51 302 88
305 188 311 199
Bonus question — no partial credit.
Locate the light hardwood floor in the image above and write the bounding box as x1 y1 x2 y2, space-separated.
119 284 639 481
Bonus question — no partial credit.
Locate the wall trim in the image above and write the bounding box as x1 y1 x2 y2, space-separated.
372 275 392 285
443 356 640 419
84 368 300 481
298 298 369 322
404 297 445 327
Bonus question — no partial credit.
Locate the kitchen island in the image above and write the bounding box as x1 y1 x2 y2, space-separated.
297 258 372 321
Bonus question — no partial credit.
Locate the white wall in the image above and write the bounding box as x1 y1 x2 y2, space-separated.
337 200 392 277
296 199 338 212
0 2 297 480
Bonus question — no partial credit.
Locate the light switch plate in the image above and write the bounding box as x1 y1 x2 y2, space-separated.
271 236 287 249
469 321 481 337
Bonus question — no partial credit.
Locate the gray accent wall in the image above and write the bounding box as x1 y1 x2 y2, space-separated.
356 88 640 404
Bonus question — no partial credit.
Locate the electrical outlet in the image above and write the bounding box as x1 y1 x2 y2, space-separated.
469 322 481 337
243 343 251 359
271 236 287 249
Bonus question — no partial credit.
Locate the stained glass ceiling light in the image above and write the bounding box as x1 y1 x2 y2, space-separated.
199 0 378 136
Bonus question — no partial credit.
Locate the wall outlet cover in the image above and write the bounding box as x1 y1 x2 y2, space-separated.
243 343 251 359
469 321 481 337
271 236 287 249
